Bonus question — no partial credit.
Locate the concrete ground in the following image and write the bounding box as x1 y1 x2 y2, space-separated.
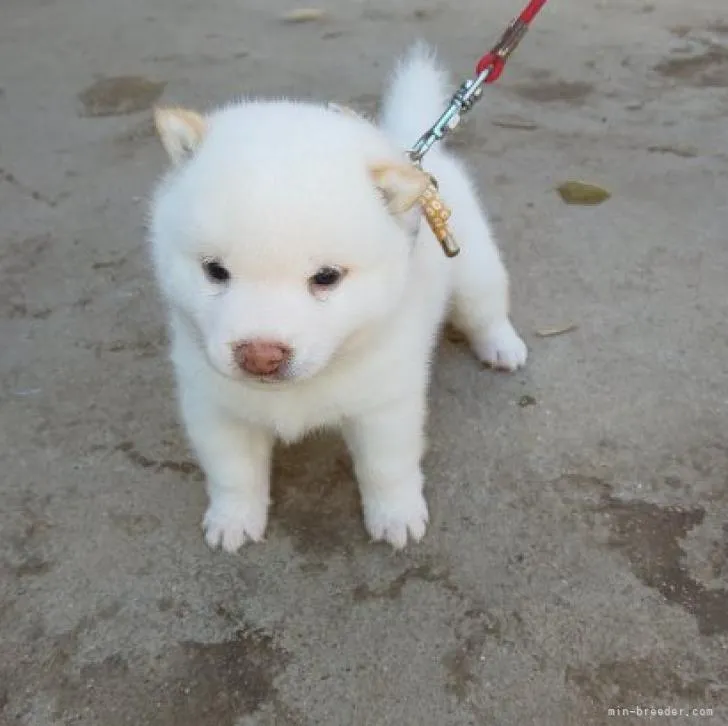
2 0 728 723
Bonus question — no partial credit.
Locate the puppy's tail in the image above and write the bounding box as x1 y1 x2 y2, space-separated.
379 42 451 155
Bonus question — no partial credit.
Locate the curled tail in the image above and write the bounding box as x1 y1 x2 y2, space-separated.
379 42 451 154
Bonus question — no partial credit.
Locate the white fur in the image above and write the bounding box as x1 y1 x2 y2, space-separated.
148 43 527 551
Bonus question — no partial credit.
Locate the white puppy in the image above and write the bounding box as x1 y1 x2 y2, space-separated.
148 44 527 552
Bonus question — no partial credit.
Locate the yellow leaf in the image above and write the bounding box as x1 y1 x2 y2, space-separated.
557 181 611 205
280 8 326 23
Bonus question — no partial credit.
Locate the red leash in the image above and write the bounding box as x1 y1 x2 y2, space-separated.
409 0 549 162
475 0 548 79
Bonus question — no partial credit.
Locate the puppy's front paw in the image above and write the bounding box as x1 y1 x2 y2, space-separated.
363 487 429 550
477 320 528 372
202 494 268 553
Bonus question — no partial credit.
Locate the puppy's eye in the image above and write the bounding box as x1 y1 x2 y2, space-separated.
202 259 230 283
310 266 343 288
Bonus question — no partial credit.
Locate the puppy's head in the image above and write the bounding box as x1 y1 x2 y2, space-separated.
149 102 429 384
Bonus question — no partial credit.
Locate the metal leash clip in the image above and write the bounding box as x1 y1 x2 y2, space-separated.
408 79 491 259
408 75 489 166
407 47 497 259
406 0 546 257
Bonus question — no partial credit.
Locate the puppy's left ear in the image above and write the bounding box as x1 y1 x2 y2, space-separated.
153 107 207 166
369 162 430 215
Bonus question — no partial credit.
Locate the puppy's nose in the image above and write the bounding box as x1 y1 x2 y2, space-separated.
233 340 291 376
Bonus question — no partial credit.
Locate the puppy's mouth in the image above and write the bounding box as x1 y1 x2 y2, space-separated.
242 366 301 387
250 373 289 386
243 360 324 387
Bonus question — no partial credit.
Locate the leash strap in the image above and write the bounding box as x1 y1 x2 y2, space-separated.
412 0 549 257
409 0 549 164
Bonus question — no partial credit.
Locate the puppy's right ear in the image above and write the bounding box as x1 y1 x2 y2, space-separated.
369 162 430 215
153 107 207 166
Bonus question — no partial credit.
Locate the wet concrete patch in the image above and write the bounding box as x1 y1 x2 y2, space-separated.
349 561 514 707
0 615 94 721
113 116 157 157
352 562 459 602
1 233 51 275
599 495 728 635
91 257 127 270
10 555 55 578
0 233 56 318
75 325 167 360
52 628 289 726
98 332 165 358
443 612 503 702
0 167 56 206
646 144 699 158
115 441 203 479
78 76 166 117
567 656 714 705
4 498 55 579
655 46 728 87
271 436 364 555
109 511 162 537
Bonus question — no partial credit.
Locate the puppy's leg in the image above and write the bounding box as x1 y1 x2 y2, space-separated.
344 392 429 549
181 393 274 553
450 201 527 371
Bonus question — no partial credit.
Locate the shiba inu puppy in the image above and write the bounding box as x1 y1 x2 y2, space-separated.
148 43 527 552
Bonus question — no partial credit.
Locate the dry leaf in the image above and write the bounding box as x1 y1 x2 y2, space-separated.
535 323 578 338
491 117 538 131
280 8 326 23
557 181 610 205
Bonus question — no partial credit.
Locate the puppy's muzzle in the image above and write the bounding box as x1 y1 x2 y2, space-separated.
233 340 291 377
